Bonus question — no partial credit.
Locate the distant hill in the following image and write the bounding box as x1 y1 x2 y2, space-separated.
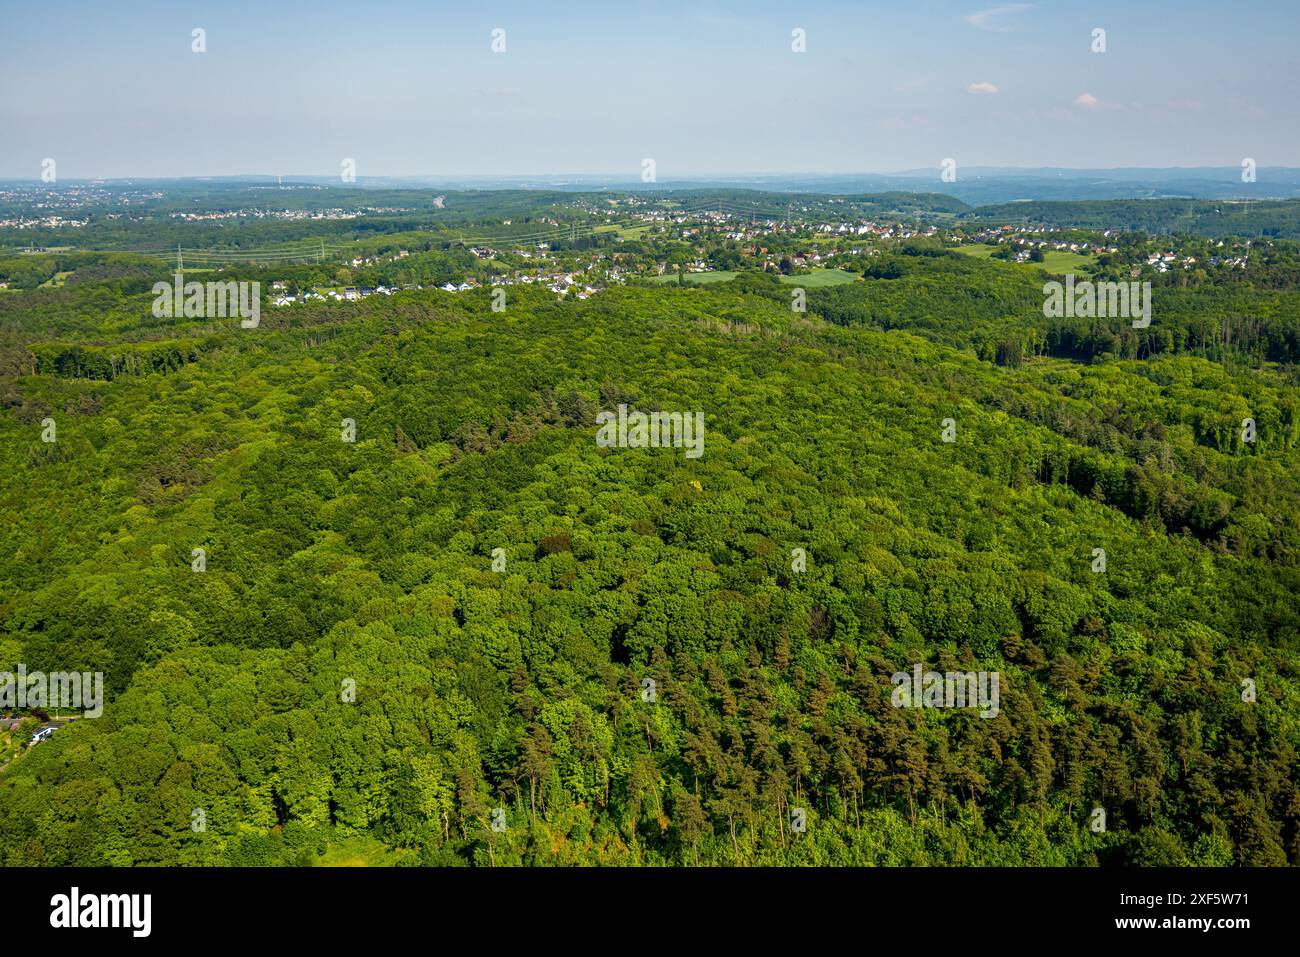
963 197 1300 238
395 167 1300 204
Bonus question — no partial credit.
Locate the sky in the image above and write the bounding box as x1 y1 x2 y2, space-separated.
2 0 1297 179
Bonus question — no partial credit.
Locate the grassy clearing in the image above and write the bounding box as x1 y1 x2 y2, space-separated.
314 833 407 867
39 271 73 288
780 268 860 286
594 224 651 240
645 268 860 287
1038 250 1097 272
955 244 1095 272
644 270 739 285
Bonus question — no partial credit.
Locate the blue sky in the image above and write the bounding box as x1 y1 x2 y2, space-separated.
2 0 1297 178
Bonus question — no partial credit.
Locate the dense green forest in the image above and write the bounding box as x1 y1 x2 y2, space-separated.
1 196 1299 868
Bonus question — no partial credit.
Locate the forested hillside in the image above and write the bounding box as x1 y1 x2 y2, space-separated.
1 250 1298 866
965 198 1300 238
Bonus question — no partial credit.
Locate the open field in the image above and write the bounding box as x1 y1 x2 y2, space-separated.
314 834 407 867
780 268 860 286
644 269 739 285
594 223 652 240
645 268 860 287
955 244 1095 272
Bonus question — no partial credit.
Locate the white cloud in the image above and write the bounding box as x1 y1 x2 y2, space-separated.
967 82 999 95
964 4 1033 32
1074 92 1099 110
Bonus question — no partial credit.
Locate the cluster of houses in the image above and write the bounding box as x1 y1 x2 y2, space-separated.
270 282 412 306
983 230 1120 263
0 215 88 229
350 249 410 267
1207 253 1249 268
1147 240 1248 272
1145 251 1183 272
268 271 604 307
170 207 418 222
974 225 1251 272
817 221 933 239
1143 250 1246 271
674 217 927 245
